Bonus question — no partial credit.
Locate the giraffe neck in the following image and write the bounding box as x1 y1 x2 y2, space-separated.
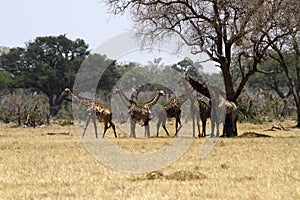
143 91 162 109
184 76 210 98
181 80 198 103
116 89 133 107
69 91 93 106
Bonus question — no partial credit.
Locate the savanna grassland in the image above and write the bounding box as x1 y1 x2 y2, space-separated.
0 120 299 199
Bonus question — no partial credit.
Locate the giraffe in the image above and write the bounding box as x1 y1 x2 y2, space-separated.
217 94 238 136
141 90 166 110
115 88 165 137
197 98 211 137
156 93 189 137
61 88 117 138
179 78 203 137
182 75 238 137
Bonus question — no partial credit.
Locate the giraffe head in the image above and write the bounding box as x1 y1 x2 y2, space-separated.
158 90 166 97
61 88 72 96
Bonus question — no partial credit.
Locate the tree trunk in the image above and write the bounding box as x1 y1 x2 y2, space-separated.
221 61 238 137
49 100 61 117
223 114 238 137
49 95 63 117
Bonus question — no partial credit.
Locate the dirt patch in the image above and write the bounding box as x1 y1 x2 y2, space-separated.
144 170 207 181
47 132 70 136
166 170 207 181
238 132 271 138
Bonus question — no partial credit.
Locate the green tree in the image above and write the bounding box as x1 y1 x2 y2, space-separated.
268 37 300 127
171 58 203 80
0 71 14 91
0 35 89 116
249 56 294 98
75 54 132 103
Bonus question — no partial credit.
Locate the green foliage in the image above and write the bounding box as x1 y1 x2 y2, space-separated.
171 57 203 81
0 71 14 90
75 54 131 102
236 95 257 122
249 116 264 124
249 53 298 96
0 35 89 116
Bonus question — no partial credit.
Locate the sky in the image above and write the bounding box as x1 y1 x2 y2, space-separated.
0 0 131 50
0 0 219 73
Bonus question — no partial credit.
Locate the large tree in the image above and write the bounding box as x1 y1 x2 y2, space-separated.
105 0 298 136
261 1 300 127
0 35 89 116
268 35 300 127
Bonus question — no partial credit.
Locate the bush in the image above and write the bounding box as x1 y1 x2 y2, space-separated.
0 89 50 126
249 116 264 124
59 119 74 126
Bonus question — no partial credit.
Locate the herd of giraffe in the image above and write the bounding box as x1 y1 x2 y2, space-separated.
61 75 237 138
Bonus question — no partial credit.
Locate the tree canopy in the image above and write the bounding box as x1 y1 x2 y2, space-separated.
0 35 90 116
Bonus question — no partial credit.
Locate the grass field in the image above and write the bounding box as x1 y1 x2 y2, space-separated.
0 120 299 199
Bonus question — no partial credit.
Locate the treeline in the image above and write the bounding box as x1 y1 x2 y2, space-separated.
0 35 298 126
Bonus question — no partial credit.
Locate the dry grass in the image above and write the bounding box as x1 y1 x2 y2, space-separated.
0 120 299 199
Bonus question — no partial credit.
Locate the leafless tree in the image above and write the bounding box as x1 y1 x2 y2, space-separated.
104 0 298 136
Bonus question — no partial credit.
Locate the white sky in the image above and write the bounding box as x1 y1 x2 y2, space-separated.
0 0 131 50
0 0 219 73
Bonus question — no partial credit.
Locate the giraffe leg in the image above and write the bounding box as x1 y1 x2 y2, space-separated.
156 115 163 137
202 118 207 137
161 117 170 137
82 113 92 138
145 125 150 138
102 122 108 138
210 104 218 137
199 117 203 138
214 124 220 137
196 113 201 138
130 119 136 138
175 116 182 134
192 113 195 138
144 120 150 138
174 117 182 137
174 117 181 137
162 124 170 137
92 115 98 138
174 121 180 137
215 114 220 137
177 117 182 131
110 121 117 138
174 118 179 137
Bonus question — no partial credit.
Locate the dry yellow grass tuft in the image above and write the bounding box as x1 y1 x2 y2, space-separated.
0 120 299 199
